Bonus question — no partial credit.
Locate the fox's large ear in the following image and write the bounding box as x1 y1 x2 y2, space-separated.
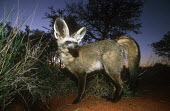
53 18 69 39
72 27 86 44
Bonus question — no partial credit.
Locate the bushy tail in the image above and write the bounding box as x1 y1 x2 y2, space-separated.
117 36 140 90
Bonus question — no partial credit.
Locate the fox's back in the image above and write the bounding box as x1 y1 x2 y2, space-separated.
79 40 122 59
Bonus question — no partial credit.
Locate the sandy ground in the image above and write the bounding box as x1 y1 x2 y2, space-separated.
31 82 170 111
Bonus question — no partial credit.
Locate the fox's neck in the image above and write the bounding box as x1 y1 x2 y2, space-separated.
58 47 76 65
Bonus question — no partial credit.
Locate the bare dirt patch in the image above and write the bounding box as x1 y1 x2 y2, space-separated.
33 84 170 111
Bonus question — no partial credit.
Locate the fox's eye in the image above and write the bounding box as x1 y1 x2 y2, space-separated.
65 41 78 45
65 41 72 44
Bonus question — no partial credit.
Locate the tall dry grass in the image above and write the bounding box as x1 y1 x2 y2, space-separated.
0 11 76 110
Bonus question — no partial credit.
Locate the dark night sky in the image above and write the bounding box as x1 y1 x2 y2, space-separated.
1 0 170 65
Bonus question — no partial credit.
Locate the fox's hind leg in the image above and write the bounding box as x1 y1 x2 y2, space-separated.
105 71 123 102
102 52 124 102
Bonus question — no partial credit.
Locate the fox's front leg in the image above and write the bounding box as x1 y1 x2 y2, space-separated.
72 73 87 104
